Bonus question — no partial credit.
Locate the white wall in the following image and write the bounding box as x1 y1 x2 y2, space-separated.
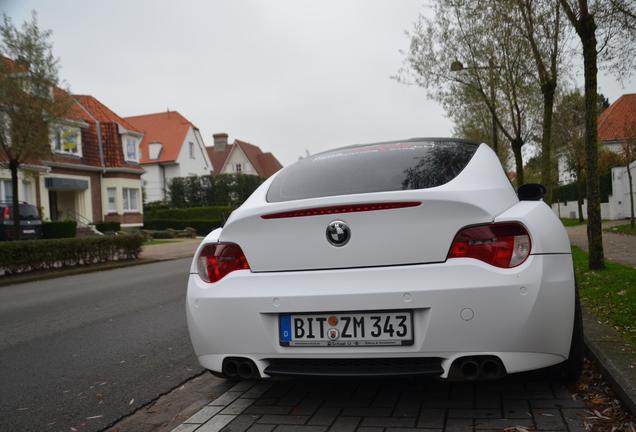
175 127 212 177
557 154 575 185
0 168 38 206
608 161 636 220
553 158 636 221
221 145 256 175
141 126 212 202
551 200 611 220
39 172 93 223
101 177 144 223
142 164 165 203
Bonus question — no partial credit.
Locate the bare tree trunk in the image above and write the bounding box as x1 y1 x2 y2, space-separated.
628 162 634 228
581 17 604 270
9 160 20 241
540 81 556 205
489 67 498 156
512 139 524 187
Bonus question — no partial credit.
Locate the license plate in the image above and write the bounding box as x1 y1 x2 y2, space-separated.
23 229 35 234
279 310 413 347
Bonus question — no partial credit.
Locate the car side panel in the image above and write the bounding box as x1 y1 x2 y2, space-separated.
495 201 571 254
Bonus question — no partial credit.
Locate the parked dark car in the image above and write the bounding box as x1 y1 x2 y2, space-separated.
0 202 43 240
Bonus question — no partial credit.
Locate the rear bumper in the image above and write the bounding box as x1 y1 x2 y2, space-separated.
186 254 575 378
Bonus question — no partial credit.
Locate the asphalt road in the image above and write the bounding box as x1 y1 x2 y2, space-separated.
0 258 202 432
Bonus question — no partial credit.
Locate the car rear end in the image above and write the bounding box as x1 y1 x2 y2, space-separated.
0 203 43 240
186 139 575 380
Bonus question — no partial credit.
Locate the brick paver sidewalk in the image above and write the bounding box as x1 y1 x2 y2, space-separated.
140 239 201 261
170 377 588 432
566 221 636 267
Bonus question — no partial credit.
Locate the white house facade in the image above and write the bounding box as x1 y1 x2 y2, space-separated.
125 111 212 203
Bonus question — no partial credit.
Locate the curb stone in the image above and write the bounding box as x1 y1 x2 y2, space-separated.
582 307 636 418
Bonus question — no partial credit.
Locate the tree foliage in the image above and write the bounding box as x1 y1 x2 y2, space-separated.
559 0 636 269
0 12 72 238
396 0 541 186
515 0 570 203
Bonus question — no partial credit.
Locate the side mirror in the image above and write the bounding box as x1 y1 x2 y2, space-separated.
517 183 546 201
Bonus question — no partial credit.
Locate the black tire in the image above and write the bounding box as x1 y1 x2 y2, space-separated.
552 285 584 383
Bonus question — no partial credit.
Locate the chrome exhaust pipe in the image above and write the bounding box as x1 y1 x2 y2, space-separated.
222 359 239 378
460 360 480 380
480 359 502 379
238 360 256 379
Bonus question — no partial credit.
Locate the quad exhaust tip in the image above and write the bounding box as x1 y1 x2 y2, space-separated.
222 357 260 380
450 356 506 381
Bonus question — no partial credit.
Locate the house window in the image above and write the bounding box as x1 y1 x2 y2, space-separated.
52 125 82 156
189 142 195 159
1 179 13 202
235 163 242 173
107 187 117 213
125 137 139 162
22 180 32 203
122 188 139 212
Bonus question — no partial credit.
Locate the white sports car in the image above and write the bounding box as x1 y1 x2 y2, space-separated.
186 138 582 381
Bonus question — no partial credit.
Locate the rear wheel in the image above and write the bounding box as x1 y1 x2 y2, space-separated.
552 285 584 383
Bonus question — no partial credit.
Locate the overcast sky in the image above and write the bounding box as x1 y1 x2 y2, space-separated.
3 0 635 166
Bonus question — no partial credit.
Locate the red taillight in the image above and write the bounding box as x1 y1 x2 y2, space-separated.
2 207 9 220
261 201 421 219
448 223 531 268
197 243 250 283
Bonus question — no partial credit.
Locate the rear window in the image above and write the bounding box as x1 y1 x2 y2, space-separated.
2 204 40 219
19 204 40 219
266 139 479 202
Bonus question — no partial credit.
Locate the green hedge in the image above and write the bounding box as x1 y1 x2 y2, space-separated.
0 235 144 274
143 219 222 236
42 221 77 239
95 221 121 233
554 173 612 204
168 174 264 207
144 206 231 221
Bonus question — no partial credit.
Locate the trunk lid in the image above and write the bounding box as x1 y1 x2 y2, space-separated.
220 141 517 272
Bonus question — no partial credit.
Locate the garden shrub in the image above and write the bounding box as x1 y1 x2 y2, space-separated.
0 234 144 274
144 206 231 221
42 221 77 239
95 221 121 233
143 219 222 235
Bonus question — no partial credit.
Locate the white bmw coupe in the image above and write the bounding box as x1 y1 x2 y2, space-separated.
186 138 582 381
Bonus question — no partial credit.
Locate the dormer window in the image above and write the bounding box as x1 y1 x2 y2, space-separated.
123 135 140 162
51 124 82 156
149 142 162 160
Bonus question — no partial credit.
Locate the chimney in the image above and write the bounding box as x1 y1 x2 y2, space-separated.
213 133 228 151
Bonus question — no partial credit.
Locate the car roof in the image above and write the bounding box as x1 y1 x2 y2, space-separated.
313 137 481 157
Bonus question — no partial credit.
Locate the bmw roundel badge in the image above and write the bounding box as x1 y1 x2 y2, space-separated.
326 220 351 247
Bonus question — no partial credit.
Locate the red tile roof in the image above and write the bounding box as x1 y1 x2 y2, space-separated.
74 95 142 133
206 139 283 178
599 93 636 142
69 95 143 172
208 144 232 174
124 111 193 164
0 57 142 174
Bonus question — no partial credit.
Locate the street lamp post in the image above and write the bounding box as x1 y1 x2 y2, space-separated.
450 60 499 156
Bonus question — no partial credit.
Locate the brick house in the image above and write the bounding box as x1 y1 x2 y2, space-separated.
0 92 145 227
206 133 283 178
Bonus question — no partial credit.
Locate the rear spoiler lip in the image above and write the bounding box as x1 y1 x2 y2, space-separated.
260 201 422 219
